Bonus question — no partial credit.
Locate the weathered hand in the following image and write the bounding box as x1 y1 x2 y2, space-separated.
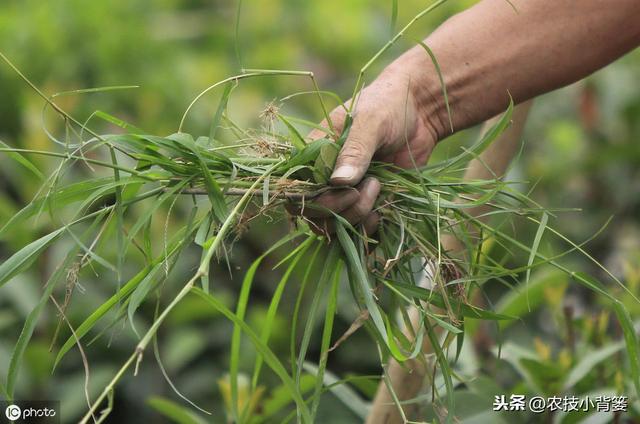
290 68 442 235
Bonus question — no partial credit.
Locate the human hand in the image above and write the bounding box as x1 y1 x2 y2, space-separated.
289 65 445 235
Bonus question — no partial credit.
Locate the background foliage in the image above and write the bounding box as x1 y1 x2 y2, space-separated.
1 0 639 422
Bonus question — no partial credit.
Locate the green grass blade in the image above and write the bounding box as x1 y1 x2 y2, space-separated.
415 40 453 132
53 266 156 369
250 236 315 392
562 342 624 390
335 222 389 348
277 137 331 172
310 260 342 419
192 288 312 422
277 114 307 150
524 212 548 311
611 301 640 397
290 240 322 379
230 256 262 422
127 264 163 338
0 227 64 289
428 97 513 173
234 0 243 69
108 145 126 289
53 221 200 369
0 140 44 180
389 280 514 320
301 364 370 421
6 211 106 399
209 82 234 143
495 270 568 330
0 380 7 399
124 181 189 254
529 216 640 305
94 110 145 134
425 321 454 424
229 231 303 421
296 243 340 393
167 133 228 222
272 234 317 270
0 177 140 238
146 396 207 424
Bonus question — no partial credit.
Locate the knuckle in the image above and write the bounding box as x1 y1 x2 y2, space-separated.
340 139 369 160
351 201 370 221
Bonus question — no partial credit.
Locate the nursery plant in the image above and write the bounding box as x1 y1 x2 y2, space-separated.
0 2 638 423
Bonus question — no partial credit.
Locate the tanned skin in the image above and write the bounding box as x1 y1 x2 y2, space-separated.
292 0 640 232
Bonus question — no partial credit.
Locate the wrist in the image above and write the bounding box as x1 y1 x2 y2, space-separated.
379 48 451 144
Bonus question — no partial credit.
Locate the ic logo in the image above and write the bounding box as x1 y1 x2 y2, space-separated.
4 404 21 421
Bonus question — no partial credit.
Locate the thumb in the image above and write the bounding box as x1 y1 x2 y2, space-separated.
330 117 379 186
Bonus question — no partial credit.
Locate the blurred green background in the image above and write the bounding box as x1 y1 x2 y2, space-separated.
1 0 639 422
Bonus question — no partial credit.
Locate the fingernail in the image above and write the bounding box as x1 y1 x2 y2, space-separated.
364 177 381 196
331 165 356 184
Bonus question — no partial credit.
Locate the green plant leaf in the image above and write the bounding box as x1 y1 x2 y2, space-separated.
0 176 147 239
192 288 312 423
302 364 369 421
289 240 322 381
390 0 398 34
0 140 44 180
296 243 339 396
53 221 200 369
425 320 455 424
167 132 227 222
336 223 391 353
124 180 188 254
0 227 64 289
209 82 234 143
390 280 515 321
94 110 145 134
146 396 207 424
127 264 163 338
6 211 107 399
281 137 331 172
257 374 316 423
53 266 155 369
415 40 453 132
495 270 568 330
310 259 342 419
524 212 548 310
563 342 624 390
230 257 262 422
312 142 339 184
611 301 640 397
7 251 76 399
277 114 306 150
249 236 315 395
429 97 514 173
230 231 304 422
0 380 8 399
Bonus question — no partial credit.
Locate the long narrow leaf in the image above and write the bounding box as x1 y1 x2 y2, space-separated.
0 140 44 180
6 212 107 398
192 288 312 422
336 223 389 348
524 212 548 310
0 228 64 289
310 259 342 419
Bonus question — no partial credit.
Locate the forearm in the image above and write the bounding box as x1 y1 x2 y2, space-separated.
386 0 640 140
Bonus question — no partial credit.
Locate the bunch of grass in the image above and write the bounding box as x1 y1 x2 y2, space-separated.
1 3 639 422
